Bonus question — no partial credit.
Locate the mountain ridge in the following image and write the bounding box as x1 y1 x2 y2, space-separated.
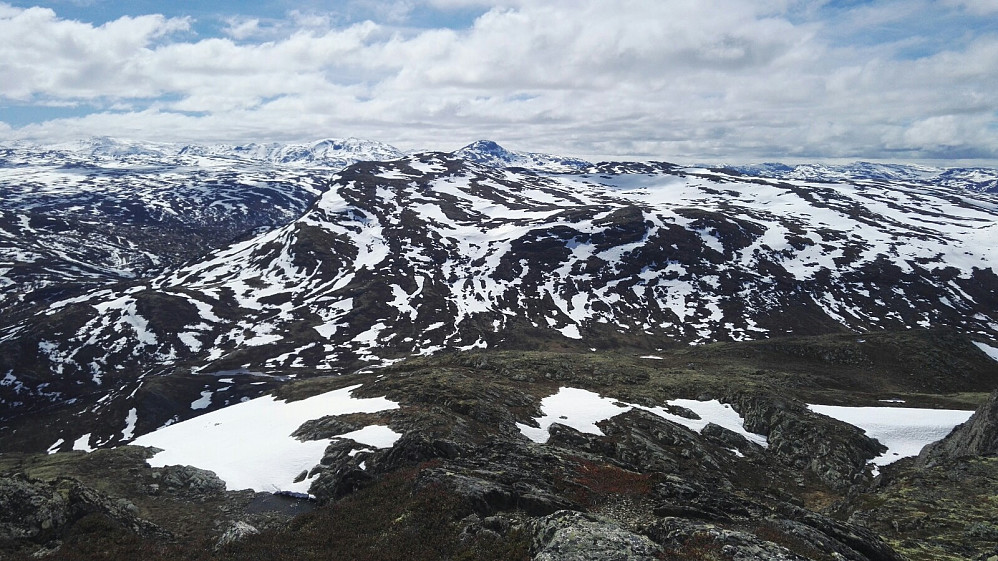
2 147 996 454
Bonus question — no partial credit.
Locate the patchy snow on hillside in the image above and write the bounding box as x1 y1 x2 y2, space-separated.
517 387 767 447
132 385 400 494
808 404 974 469
973 341 998 362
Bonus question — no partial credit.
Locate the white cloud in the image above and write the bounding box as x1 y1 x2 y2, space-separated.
223 17 262 40
944 0 998 15
0 0 996 163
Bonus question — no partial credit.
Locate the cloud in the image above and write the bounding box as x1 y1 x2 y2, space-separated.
944 0 998 15
223 17 262 40
1 0 996 163
0 5 191 100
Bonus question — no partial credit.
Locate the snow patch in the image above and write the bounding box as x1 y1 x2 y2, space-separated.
132 385 400 494
517 387 766 447
191 390 213 410
808 404 974 467
72 433 92 452
122 408 138 441
973 341 998 362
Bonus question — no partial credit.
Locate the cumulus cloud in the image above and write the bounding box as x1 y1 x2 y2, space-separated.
0 0 996 163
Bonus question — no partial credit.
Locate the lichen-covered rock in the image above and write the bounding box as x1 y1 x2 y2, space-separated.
645 517 809 561
531 510 662 561
0 474 165 549
416 468 574 516
153 464 226 498
215 521 259 550
730 393 885 490
291 416 361 441
916 389 998 468
0 475 68 542
369 431 468 473
307 440 373 502
702 422 765 457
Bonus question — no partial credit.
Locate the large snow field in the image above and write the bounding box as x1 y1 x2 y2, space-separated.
808 404 974 468
132 385 400 494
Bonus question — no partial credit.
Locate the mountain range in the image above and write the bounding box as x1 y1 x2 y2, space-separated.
1 137 997 560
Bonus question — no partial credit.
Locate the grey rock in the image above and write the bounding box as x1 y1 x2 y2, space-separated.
154 464 226 497
531 510 662 561
0 475 68 542
0 474 165 548
730 394 885 490
916 389 998 468
215 520 259 550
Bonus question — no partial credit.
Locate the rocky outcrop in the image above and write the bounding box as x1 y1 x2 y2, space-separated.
306 439 374 502
531 510 662 561
0 474 164 548
0 475 69 542
152 464 226 499
916 389 998 468
730 394 885 489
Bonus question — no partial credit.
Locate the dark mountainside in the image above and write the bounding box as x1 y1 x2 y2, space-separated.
1 139 997 560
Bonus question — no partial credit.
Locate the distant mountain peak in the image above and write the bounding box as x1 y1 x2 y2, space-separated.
453 139 591 172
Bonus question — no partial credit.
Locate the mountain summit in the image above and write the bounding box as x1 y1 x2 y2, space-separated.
453 140 591 172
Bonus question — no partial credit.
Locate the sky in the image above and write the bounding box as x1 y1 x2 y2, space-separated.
0 0 997 164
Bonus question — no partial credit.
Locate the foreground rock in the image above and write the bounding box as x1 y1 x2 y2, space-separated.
531 510 662 561
0 474 164 550
916 389 998 468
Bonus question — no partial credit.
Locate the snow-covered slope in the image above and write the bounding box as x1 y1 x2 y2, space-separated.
727 162 998 193
0 137 409 314
1 139 997 453
454 140 591 172
176 138 405 167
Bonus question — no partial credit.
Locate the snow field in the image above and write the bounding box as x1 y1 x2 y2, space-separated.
807 404 974 468
132 385 400 494
517 387 768 448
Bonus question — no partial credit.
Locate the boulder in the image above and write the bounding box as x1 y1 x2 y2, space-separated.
0 474 165 549
215 521 259 550
916 389 998 468
153 464 226 498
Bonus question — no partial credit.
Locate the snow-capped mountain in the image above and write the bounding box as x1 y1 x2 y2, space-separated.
2 143 996 452
727 161 998 193
454 140 591 172
0 137 412 316
176 138 405 167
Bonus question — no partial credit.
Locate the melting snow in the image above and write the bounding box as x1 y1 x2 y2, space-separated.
558 324 582 339
807 404 974 467
46 439 64 454
190 390 213 410
132 385 400 494
517 387 767 447
122 408 139 441
72 433 92 452
973 341 998 362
